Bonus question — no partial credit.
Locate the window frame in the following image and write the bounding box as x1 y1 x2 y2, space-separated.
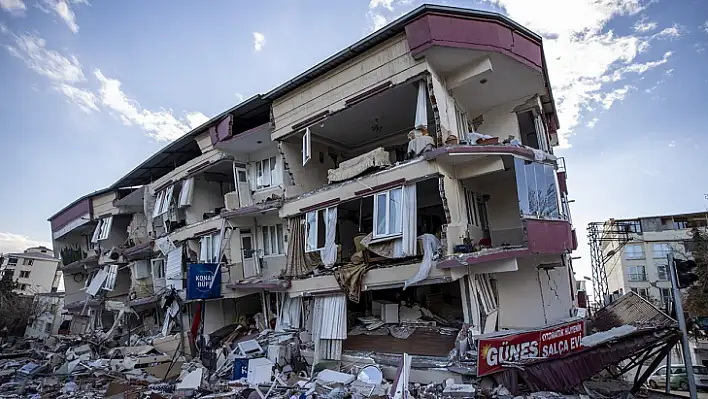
22 258 33 266
7 257 18 266
660 288 672 307
628 265 647 281
306 208 333 253
151 258 165 279
19 271 30 279
152 185 174 218
631 287 649 298
255 156 281 190
657 263 668 280
372 187 404 240
624 244 645 260
302 127 311 166
199 233 222 263
261 223 285 256
652 243 671 259
91 216 114 243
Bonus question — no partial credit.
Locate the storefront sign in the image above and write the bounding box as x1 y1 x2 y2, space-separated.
186 263 221 300
476 320 584 377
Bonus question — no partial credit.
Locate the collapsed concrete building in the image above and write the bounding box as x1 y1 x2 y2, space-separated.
34 5 629 397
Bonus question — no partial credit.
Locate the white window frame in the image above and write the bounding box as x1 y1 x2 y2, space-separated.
255 156 280 190
151 258 165 279
178 177 195 208
652 243 671 259
152 186 174 218
305 208 333 253
91 216 113 243
657 263 668 280
199 233 222 263
83 269 99 289
7 257 18 266
302 127 311 166
628 265 647 281
104 264 118 291
624 244 644 260
455 104 470 137
261 224 285 256
372 187 404 240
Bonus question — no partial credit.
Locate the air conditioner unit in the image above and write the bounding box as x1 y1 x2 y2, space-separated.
224 192 239 211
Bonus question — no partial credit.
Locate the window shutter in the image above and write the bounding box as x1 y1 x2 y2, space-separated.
165 246 183 290
302 127 311 166
104 264 118 291
178 177 195 207
90 220 102 243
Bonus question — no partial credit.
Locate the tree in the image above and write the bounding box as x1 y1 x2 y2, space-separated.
684 228 708 318
0 273 51 336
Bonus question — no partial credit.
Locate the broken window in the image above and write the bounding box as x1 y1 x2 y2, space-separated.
464 189 488 229
627 265 647 281
151 258 165 279
306 207 335 253
199 233 222 263
255 156 281 189
302 127 311 166
22 259 33 266
84 269 98 289
373 187 403 239
624 244 644 260
7 257 17 266
19 284 27 291
514 159 560 219
261 224 285 256
631 287 649 299
104 264 118 291
152 185 174 218
91 216 113 243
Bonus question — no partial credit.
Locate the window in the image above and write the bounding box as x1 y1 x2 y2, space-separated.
91 216 113 243
306 208 333 252
178 177 194 208
464 189 487 228
152 185 174 218
631 287 649 299
673 219 688 230
624 244 644 260
513 159 560 219
84 269 99 289
45 323 53 333
199 233 222 263
628 265 647 281
652 243 671 259
261 224 285 256
373 187 403 239
104 265 118 291
657 263 668 280
302 127 311 166
255 156 281 189
654 367 667 376
151 258 165 279
7 257 17 266
19 271 30 278
22 259 33 266
3 270 14 280
18 283 28 291
620 220 641 233
660 288 672 308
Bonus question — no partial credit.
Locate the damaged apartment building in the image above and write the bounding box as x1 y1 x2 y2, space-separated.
47 4 580 383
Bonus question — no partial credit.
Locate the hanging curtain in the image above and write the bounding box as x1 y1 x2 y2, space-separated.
414 81 428 129
320 207 338 267
403 234 441 289
392 183 418 258
311 294 346 367
284 217 316 277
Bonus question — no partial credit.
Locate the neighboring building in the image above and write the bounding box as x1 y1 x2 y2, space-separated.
601 211 707 308
0 246 61 294
24 292 65 339
47 4 579 361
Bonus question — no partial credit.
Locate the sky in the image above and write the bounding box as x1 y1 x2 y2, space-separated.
0 0 707 289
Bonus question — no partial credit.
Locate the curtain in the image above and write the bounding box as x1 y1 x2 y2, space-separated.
393 183 418 258
414 81 428 129
284 217 316 277
403 234 441 289
320 207 338 267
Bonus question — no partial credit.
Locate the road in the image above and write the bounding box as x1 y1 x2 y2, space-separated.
648 388 708 398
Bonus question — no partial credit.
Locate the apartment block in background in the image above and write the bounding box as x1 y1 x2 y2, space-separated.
0 246 61 294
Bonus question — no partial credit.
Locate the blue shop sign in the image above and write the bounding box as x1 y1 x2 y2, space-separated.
186 263 221 300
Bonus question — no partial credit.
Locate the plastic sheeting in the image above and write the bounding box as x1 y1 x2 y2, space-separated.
403 234 441 289
414 81 428 129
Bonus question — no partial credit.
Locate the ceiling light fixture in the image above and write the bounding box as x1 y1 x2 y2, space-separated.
371 118 383 133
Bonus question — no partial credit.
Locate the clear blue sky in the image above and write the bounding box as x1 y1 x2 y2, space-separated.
1 0 707 283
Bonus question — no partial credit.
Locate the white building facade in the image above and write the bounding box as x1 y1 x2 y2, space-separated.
0 246 61 294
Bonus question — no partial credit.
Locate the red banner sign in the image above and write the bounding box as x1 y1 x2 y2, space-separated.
476 320 584 377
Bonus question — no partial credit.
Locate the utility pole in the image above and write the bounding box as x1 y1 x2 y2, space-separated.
668 252 698 398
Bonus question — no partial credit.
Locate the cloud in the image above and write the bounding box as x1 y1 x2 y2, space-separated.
94 69 208 142
702 21 708 34
0 0 26 14
0 232 51 254
253 32 266 51
369 12 387 31
633 17 657 33
5 33 85 83
654 23 682 40
369 0 394 11
668 140 676 148
56 83 98 113
37 0 88 34
235 93 244 103
586 117 599 128
597 85 633 109
186 111 209 129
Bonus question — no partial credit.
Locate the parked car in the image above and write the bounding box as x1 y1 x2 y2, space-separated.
647 364 708 391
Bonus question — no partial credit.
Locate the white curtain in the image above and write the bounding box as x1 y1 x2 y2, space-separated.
393 184 418 258
404 234 441 289
320 207 338 267
414 81 428 129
